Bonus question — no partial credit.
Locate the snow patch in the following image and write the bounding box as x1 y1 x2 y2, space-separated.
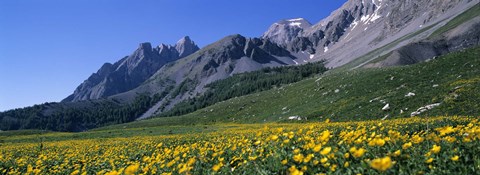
370 13 381 22
350 20 359 30
287 18 304 22
289 22 302 27
293 60 299 65
361 14 371 23
324 47 329 53
309 54 315 59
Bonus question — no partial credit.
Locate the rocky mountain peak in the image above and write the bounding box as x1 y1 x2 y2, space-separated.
63 36 200 102
138 42 153 50
277 18 312 28
175 36 200 58
262 18 312 46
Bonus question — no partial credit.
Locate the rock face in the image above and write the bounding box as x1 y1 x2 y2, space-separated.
366 15 480 67
62 0 479 117
118 34 299 118
63 36 199 102
262 0 478 68
262 18 312 46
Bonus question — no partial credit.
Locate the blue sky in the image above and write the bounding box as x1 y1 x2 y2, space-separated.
0 0 347 111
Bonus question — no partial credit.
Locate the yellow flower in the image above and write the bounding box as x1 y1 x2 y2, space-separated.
293 148 300 154
430 145 441 154
178 164 188 174
125 163 140 175
313 145 322 152
425 158 434 163
344 161 350 168
451 155 459 161
293 154 304 163
281 159 288 165
352 148 366 158
370 156 394 172
320 147 332 155
393 150 401 157
212 163 223 172
187 157 196 165
402 142 412 150
105 171 119 175
303 154 314 163
271 135 279 141
319 130 331 142
444 136 456 143
320 157 328 164
436 126 455 136
289 166 303 175
411 135 424 144
70 170 80 175
27 165 33 174
344 153 350 159
330 164 337 172
254 140 261 145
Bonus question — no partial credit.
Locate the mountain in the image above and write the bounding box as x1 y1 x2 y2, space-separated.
262 18 312 46
63 36 199 102
1 0 479 132
103 46 480 128
114 34 301 119
263 0 479 68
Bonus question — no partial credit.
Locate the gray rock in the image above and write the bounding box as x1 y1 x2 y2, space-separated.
262 18 312 46
63 36 199 102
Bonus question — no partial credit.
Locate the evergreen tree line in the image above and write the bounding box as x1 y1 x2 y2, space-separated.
159 62 328 117
0 93 165 132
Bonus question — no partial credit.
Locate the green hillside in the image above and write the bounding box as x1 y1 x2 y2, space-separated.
99 46 480 130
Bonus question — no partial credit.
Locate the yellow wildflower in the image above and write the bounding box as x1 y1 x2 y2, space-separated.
393 150 401 157
402 142 412 150
370 156 394 172
430 145 441 154
125 163 140 175
320 147 332 155
313 144 322 152
212 163 223 172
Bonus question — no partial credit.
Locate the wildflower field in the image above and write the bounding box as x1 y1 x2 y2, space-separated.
1 116 479 175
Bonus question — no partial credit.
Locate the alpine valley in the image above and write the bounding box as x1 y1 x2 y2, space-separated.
1 0 479 132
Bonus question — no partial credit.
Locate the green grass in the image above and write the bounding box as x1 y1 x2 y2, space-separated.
0 124 240 144
429 4 480 39
102 46 480 130
2 47 479 145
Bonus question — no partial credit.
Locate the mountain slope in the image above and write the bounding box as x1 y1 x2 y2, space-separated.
63 36 199 102
114 34 304 119
104 46 480 129
363 4 480 67
263 0 479 68
1 0 479 132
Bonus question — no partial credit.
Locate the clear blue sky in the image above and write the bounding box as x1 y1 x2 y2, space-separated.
0 0 347 111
